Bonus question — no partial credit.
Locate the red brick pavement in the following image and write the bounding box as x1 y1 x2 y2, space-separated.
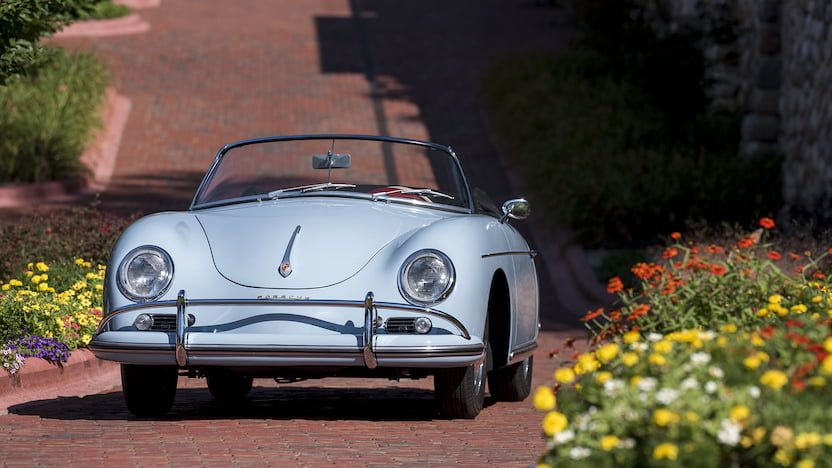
0 330 587 466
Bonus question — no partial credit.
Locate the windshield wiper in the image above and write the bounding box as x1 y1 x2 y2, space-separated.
268 182 356 199
371 187 454 201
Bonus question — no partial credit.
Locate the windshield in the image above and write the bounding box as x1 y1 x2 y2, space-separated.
192 137 470 210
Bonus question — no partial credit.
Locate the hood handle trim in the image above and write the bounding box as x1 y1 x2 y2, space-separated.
279 225 302 277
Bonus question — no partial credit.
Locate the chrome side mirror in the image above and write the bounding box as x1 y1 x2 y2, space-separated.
500 198 530 223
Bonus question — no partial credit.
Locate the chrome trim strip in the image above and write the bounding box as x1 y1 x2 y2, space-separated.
507 341 538 364
278 225 301 278
175 290 188 366
88 343 484 359
481 250 537 259
362 292 378 369
98 297 471 340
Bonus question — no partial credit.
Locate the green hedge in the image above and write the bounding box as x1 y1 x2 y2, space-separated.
0 49 108 183
482 51 782 247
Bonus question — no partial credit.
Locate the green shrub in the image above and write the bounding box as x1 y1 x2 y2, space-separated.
79 1 130 20
0 205 133 280
482 51 782 246
0 49 108 183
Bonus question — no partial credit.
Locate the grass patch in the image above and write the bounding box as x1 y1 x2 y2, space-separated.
0 48 108 183
482 51 782 247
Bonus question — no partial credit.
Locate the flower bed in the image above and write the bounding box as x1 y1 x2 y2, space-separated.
535 220 832 467
0 260 104 374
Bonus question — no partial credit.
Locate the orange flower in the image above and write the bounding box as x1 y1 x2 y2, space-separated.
580 308 604 322
662 247 679 259
767 251 782 261
607 276 624 294
759 217 775 229
670 232 682 240
609 310 622 322
627 304 651 321
813 271 826 279
789 252 802 260
706 245 725 254
710 264 728 276
631 262 663 280
737 237 756 249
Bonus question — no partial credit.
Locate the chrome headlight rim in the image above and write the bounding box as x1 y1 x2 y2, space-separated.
398 249 456 306
116 245 174 303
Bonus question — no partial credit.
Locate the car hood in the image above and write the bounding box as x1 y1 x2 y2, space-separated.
194 199 446 289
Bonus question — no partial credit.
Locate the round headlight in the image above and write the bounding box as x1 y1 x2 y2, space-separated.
399 250 455 306
117 246 174 302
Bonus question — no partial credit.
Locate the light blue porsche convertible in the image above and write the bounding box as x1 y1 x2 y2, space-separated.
90 135 539 418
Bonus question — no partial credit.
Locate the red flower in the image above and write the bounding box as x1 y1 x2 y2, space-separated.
759 217 776 229
627 304 651 321
707 245 725 254
662 247 679 259
767 251 782 261
813 271 827 279
709 264 728 276
670 232 682 240
737 237 756 249
607 276 624 294
785 319 804 328
632 262 663 281
760 326 776 338
789 252 801 260
580 308 604 322
792 379 806 392
609 310 622 322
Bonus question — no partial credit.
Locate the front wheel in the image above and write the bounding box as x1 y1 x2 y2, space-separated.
488 356 533 401
434 358 486 419
121 364 178 417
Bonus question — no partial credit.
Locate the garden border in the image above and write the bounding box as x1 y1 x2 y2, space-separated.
53 13 150 39
0 87 131 208
0 349 119 414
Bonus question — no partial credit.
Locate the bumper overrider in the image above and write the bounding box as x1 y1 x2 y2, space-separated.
89 291 484 368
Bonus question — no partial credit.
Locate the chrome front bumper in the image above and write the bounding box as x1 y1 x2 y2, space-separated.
90 290 483 368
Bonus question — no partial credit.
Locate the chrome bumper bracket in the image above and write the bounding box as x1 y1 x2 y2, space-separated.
175 290 188 366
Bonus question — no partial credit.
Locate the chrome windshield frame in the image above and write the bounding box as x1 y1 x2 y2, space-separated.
189 134 474 213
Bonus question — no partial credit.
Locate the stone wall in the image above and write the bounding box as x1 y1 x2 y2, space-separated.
780 0 832 219
642 0 832 220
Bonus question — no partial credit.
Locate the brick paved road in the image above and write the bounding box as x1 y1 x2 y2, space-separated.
0 331 586 466
0 1 585 466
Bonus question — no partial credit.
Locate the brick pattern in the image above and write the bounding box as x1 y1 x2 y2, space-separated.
0 330 586 466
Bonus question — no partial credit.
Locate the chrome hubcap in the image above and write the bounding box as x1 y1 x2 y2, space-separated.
521 358 530 380
472 359 485 394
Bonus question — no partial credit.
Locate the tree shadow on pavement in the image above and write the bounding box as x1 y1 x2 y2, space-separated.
10 386 499 422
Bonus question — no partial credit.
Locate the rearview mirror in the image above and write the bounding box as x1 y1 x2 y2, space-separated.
312 153 351 169
500 198 530 223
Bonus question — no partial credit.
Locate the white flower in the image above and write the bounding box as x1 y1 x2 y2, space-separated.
748 386 761 399
576 414 591 431
604 379 624 396
708 367 724 378
690 352 711 365
631 342 648 352
647 333 663 342
717 418 742 446
638 377 658 392
553 429 575 445
700 331 716 340
656 388 679 405
619 438 635 449
569 447 591 460
705 381 718 394
680 377 699 390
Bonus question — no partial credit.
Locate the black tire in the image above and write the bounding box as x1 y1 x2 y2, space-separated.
488 355 533 401
121 364 178 417
435 333 491 419
206 370 253 402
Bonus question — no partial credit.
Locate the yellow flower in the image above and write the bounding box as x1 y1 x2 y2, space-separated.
81 334 92 345
823 337 832 353
621 352 639 366
595 371 612 385
744 356 762 369
730 405 750 422
716 336 728 347
796 460 815 468
795 433 821 450
31 275 42 284
596 343 619 363
761 370 789 389
38 282 50 291
769 304 790 317
769 294 783 304
756 351 770 362
811 295 823 303
720 323 737 333
774 450 792 466
75 258 86 266
649 353 667 366
685 411 700 423
653 340 673 354
807 376 826 387
35 262 49 272
823 434 832 445
751 427 766 443
554 367 576 384
600 435 620 451
623 330 640 344
574 354 600 375
9 279 23 287
770 426 794 446
653 443 678 460
821 356 832 375
532 386 556 411
791 304 808 314
630 376 642 386
749 333 765 346
757 309 770 318
541 411 568 436
537 464 552 468
1 284 9 291
653 409 680 427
